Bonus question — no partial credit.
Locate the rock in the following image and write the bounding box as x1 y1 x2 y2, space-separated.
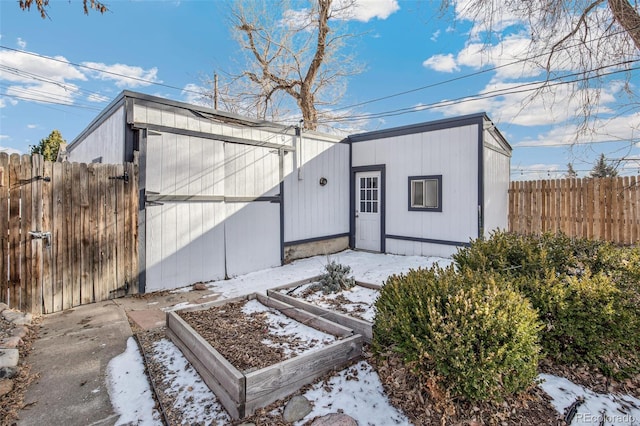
0 303 8 313
193 283 208 291
310 413 358 426
0 336 23 348
283 395 312 423
11 326 29 339
0 348 19 368
2 310 32 326
237 423 256 426
0 379 14 397
0 366 18 379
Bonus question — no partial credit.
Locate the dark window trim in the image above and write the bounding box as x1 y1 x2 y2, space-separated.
408 175 442 212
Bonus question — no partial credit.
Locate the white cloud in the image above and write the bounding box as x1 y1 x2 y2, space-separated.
0 135 9 140
17 38 27 49
0 49 85 105
81 62 160 88
0 145 22 155
514 112 640 147
422 54 459 73
27 124 37 129
430 30 441 42
333 0 399 22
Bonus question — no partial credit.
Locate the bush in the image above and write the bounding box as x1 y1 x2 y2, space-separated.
373 266 541 402
315 260 356 294
454 231 640 377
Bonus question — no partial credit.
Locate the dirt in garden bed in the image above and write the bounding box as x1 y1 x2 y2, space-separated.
177 300 334 372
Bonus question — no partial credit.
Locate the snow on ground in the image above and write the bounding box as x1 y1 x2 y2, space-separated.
203 250 451 299
242 298 337 355
538 374 640 425
295 360 411 426
285 282 380 322
106 337 162 426
107 250 640 425
151 338 232 424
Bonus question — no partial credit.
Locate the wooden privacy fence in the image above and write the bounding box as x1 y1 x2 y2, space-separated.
0 153 139 314
509 176 640 245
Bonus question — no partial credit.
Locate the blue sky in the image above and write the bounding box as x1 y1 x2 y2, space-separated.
1 0 639 179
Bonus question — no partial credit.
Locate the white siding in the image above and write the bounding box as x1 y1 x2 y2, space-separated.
352 124 480 256
284 139 350 243
482 128 511 234
144 133 226 291
67 105 126 163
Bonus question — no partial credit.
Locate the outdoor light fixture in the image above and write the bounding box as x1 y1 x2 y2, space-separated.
319 177 328 186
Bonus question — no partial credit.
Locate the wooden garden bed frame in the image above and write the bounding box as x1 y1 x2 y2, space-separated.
166 291 363 420
267 276 381 343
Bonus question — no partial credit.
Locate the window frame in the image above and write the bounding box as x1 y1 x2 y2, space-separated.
408 175 442 212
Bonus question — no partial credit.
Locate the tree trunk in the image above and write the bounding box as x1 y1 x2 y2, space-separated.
608 0 640 50
299 83 318 131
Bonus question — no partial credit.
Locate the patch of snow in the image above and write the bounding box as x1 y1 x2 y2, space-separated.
242 299 336 355
106 337 162 426
151 338 231 424
207 250 451 298
538 374 640 425
292 284 380 322
296 360 411 426
161 301 198 312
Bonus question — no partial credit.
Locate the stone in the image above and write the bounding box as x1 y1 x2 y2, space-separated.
0 366 18 379
11 326 29 339
283 395 312 423
0 303 8 313
2 310 32 326
0 336 23 348
193 283 207 291
310 413 358 426
0 379 14 397
237 423 256 426
0 348 19 368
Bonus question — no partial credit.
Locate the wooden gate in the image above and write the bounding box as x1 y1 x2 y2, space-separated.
0 153 139 314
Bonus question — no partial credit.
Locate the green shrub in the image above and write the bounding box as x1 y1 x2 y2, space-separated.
454 231 640 377
315 260 356 294
373 266 541 402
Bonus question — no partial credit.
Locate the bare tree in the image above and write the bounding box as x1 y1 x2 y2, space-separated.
440 0 640 133
209 0 363 131
19 0 108 18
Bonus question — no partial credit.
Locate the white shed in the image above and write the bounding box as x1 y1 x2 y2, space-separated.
348 113 511 258
67 91 349 292
68 92 510 292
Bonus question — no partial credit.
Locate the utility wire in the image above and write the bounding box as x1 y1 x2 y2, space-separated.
0 45 203 96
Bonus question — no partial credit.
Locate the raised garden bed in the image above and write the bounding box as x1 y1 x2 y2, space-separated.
267 276 381 342
166 292 363 420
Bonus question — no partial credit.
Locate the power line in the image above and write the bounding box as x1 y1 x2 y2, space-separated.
0 45 203 96
515 138 640 148
316 60 640 124
322 25 640 115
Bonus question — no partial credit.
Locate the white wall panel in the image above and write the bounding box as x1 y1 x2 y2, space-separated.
225 202 281 277
352 124 479 255
483 129 511 233
67 105 126 163
283 139 349 243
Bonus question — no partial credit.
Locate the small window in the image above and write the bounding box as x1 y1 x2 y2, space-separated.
408 175 442 212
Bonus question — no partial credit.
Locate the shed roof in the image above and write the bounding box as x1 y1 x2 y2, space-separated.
347 112 512 152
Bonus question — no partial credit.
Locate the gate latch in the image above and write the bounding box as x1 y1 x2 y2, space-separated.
109 172 129 183
29 231 51 247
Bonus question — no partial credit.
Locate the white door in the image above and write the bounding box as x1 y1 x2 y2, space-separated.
355 171 381 251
